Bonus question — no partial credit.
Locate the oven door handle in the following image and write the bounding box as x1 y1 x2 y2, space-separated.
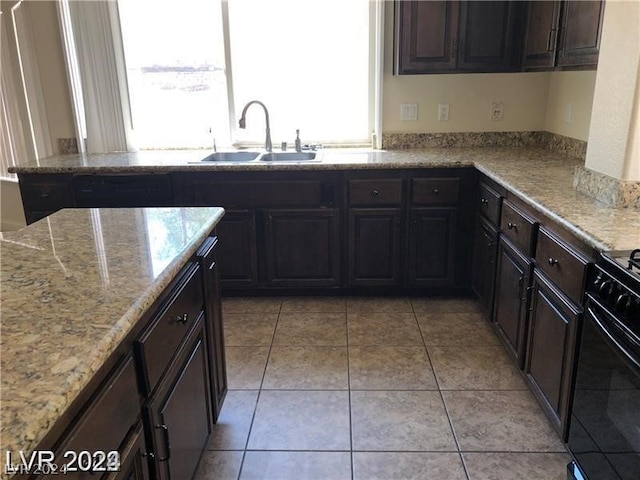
587 305 640 373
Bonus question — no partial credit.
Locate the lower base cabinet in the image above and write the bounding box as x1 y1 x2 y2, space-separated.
114 423 151 480
493 236 532 368
216 211 259 287
471 215 499 315
525 270 580 438
145 313 212 480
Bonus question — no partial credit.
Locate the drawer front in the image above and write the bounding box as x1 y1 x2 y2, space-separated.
192 180 326 207
535 228 588 305
477 182 502 225
349 179 403 206
137 263 204 393
58 355 140 461
500 200 537 256
411 178 460 204
21 182 74 210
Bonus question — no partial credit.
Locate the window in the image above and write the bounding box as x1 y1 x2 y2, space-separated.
116 0 378 150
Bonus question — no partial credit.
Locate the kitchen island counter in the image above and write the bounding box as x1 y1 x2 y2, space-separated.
10 147 639 252
0 206 224 476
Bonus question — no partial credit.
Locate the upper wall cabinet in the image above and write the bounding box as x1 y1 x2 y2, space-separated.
522 0 605 71
394 1 525 74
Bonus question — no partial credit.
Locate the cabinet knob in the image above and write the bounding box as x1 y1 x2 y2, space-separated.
433 188 440 194
40 192 50 198
507 222 517 230
371 190 379 196
548 258 559 267
480 198 489 205
174 313 188 324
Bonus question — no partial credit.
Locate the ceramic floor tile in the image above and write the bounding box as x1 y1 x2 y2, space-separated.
349 346 438 390
240 451 351 480
194 451 243 480
347 297 414 313
224 313 278 346
223 297 282 315
225 347 269 389
208 390 259 450
353 452 467 480
417 312 500 346
428 345 527 390
248 391 350 450
348 312 424 346
411 297 482 314
443 390 566 452
262 346 348 390
351 390 456 451
272 313 347 346
280 297 346 313
463 452 571 480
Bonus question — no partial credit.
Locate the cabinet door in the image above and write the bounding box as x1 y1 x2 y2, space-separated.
525 271 580 438
493 237 532 368
458 1 524 72
522 1 562 70
215 210 259 288
109 423 151 480
348 208 403 286
264 209 340 287
394 0 459 74
196 236 227 421
147 315 212 480
408 208 458 288
471 215 499 315
556 0 604 68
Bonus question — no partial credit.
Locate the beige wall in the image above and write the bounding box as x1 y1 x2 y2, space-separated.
544 71 597 142
585 0 640 181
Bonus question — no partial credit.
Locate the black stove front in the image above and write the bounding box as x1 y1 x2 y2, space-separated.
567 250 640 480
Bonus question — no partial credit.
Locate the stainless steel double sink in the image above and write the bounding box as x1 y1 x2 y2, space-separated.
200 151 318 163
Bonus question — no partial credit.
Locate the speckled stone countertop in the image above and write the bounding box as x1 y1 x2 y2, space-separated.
0 206 224 476
10 147 639 251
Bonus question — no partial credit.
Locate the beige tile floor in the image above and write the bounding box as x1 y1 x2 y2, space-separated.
195 297 570 480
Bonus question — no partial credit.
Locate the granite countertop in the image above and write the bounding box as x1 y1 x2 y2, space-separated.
0 206 224 475
9 146 640 251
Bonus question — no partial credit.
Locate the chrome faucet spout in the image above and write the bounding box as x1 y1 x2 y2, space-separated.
238 100 273 152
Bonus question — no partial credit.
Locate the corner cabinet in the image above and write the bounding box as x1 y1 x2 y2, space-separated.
394 0 524 74
522 0 604 71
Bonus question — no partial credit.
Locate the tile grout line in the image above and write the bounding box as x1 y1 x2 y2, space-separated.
345 305 355 480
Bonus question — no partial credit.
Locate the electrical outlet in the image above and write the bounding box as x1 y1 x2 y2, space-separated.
565 104 573 123
400 104 418 121
491 102 504 121
438 103 450 122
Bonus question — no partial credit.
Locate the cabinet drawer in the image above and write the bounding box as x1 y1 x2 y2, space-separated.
192 180 326 207
411 178 460 204
477 182 502 225
21 180 74 210
535 228 589 305
500 200 537 256
136 263 204 393
349 179 402 206
57 355 140 464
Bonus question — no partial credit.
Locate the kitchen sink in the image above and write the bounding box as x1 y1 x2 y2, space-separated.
201 151 261 162
260 152 318 162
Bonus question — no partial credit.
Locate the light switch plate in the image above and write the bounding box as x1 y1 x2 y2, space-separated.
400 104 418 121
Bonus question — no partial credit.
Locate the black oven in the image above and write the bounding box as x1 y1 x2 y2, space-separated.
567 255 640 480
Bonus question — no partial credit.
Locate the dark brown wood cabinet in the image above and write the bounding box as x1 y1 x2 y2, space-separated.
525 270 581 438
408 208 458 287
523 0 604 71
145 313 212 480
264 208 341 287
395 0 524 74
348 208 403 286
113 423 151 480
471 215 499 316
19 173 75 224
215 211 259 287
493 236 533 368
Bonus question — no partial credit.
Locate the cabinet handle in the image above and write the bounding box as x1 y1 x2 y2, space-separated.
174 313 188 324
507 222 517 230
547 29 554 51
548 258 559 267
209 260 216 271
155 424 171 462
518 275 525 299
371 189 379 197
40 192 50 198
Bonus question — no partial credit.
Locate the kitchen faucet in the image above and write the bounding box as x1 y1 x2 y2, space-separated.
238 100 272 152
